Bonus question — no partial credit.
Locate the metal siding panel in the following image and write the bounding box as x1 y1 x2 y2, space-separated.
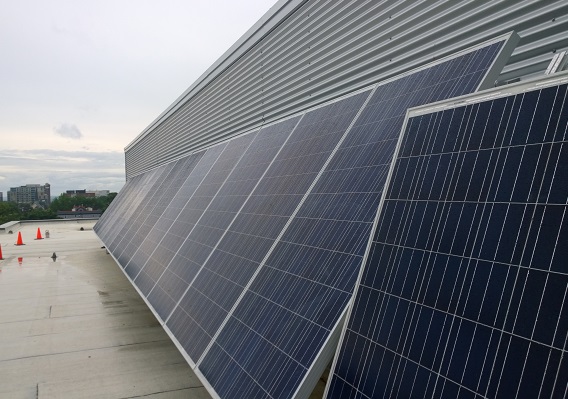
124 0 568 178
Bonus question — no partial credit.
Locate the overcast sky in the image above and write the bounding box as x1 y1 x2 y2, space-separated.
0 0 278 197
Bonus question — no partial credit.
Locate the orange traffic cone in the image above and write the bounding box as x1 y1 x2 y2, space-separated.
17 257 23 266
15 231 25 246
35 227 43 240
0 244 3 260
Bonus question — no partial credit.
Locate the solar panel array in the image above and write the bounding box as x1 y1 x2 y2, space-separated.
95 36 514 398
327 77 568 398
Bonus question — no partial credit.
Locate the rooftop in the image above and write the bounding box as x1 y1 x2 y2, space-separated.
0 220 210 399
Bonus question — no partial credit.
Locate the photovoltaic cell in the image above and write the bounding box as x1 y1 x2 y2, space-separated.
143 135 253 320
327 79 568 398
198 40 508 399
96 174 148 240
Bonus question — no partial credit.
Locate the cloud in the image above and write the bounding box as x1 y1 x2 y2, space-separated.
54 123 83 139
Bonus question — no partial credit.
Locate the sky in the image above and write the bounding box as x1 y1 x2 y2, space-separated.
0 0 278 197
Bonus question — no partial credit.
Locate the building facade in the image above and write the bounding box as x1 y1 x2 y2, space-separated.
57 204 101 219
8 183 51 206
64 190 95 198
64 189 110 198
88 190 110 197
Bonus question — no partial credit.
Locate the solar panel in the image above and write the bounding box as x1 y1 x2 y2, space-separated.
119 152 205 281
95 174 146 239
143 118 299 319
327 74 568 398
94 34 519 399
108 162 178 255
197 37 514 399
132 143 230 315
103 168 166 252
166 92 371 365
115 157 197 268
94 173 141 238
138 136 250 318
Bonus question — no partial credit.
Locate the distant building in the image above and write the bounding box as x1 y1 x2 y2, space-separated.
8 183 51 206
64 189 110 198
57 204 101 219
0 192 3 202
88 190 110 197
64 189 95 198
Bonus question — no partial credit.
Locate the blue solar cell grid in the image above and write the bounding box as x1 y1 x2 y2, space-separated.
143 134 255 320
111 162 177 256
95 173 147 241
327 82 568 398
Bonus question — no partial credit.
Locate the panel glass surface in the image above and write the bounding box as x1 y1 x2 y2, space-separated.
121 153 204 281
131 146 226 302
96 173 149 241
328 83 568 398
107 162 175 256
200 41 507 399
94 173 143 239
105 167 166 254
166 92 371 365
143 117 300 317
142 136 252 320
115 158 189 272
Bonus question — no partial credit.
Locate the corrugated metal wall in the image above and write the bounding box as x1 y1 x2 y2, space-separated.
125 0 568 178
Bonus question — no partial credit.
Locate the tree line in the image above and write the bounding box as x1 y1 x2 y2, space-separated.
0 193 117 225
